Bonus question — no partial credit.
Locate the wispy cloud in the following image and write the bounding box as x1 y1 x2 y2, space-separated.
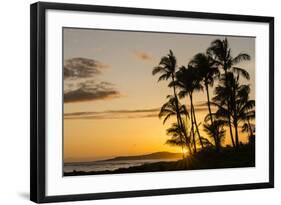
192 101 210 112
64 102 209 120
64 57 104 79
64 57 120 103
64 57 110 80
64 108 159 120
64 80 121 103
133 51 154 61
95 62 110 69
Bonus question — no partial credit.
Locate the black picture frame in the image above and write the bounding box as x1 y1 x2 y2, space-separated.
30 2 274 203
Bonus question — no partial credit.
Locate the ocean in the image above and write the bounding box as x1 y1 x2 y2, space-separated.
64 158 179 173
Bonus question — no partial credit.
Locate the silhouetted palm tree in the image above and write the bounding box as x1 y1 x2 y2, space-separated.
235 84 255 140
241 120 255 138
203 120 226 150
166 122 192 157
189 53 220 150
212 72 254 147
159 95 191 152
207 38 251 78
158 95 188 125
241 110 255 138
229 76 254 147
152 50 189 148
174 65 204 151
207 38 251 148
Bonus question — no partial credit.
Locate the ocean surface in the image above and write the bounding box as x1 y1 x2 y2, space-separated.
64 158 179 173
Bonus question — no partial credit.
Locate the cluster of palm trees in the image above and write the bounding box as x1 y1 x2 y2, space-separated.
152 38 255 156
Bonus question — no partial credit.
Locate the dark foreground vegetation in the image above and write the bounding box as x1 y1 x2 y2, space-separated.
65 142 254 176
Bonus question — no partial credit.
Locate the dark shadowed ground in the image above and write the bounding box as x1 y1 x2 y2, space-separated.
64 143 255 176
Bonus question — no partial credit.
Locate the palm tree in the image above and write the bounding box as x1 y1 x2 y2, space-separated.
235 84 255 142
207 38 251 78
212 72 238 147
241 119 255 138
166 122 192 157
212 72 255 147
203 120 226 151
207 102 234 145
152 50 189 148
241 110 255 138
229 75 254 147
174 65 204 151
159 95 191 152
189 53 220 150
159 95 188 124
207 38 251 148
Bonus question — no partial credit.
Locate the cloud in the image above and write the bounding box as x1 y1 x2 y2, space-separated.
194 101 208 107
193 102 209 112
63 57 120 103
95 62 110 69
64 80 120 103
64 102 210 120
134 51 153 61
64 108 159 120
64 57 109 79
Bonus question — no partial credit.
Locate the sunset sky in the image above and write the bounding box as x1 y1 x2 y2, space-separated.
63 28 255 163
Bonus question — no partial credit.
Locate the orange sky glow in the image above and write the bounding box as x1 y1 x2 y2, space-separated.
63 28 255 163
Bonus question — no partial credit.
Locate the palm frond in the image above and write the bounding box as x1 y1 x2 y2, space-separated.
166 138 186 147
157 73 169 82
239 100 255 114
232 53 251 65
152 66 164 75
232 67 250 80
162 113 172 124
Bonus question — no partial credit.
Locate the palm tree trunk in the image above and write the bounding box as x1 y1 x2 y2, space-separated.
192 104 204 149
190 94 204 149
232 81 239 149
171 74 191 154
205 84 214 124
227 112 235 147
205 83 219 151
189 98 196 153
181 145 185 159
234 119 239 148
224 69 236 148
187 142 192 155
233 110 240 148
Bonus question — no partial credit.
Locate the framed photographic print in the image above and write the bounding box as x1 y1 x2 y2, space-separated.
30 2 274 203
